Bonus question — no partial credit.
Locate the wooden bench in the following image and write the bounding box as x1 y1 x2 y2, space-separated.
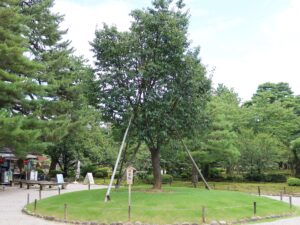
38 181 68 190
18 180 68 190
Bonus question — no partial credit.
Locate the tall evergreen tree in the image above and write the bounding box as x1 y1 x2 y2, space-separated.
0 0 46 156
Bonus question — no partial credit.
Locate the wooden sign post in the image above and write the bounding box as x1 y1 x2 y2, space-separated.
126 166 135 221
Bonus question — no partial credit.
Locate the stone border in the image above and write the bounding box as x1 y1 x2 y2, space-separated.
22 206 294 225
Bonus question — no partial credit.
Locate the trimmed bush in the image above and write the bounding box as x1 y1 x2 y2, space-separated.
265 173 287 183
244 172 287 182
287 177 300 186
145 174 173 184
94 167 109 178
244 173 265 182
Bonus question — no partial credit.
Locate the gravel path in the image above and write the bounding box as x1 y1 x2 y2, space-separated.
0 183 106 225
250 195 300 225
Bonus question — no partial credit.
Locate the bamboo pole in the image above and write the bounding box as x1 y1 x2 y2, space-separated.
178 137 210 190
105 114 134 202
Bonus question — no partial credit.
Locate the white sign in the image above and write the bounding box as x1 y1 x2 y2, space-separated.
30 171 38 181
126 167 135 185
56 174 64 183
84 173 95 185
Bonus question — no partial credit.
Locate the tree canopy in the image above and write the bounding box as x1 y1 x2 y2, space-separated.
91 0 211 188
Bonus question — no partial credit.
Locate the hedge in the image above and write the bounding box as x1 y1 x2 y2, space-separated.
144 174 173 184
287 177 300 186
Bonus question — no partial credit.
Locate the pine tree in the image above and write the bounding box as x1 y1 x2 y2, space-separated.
0 0 45 156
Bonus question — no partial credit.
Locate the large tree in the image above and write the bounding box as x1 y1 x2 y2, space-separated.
0 0 46 155
91 0 211 189
19 0 101 173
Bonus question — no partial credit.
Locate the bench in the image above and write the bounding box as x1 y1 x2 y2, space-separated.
38 181 68 190
18 180 68 190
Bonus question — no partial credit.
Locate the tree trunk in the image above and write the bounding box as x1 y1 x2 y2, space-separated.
294 161 300 178
150 148 161 189
191 165 198 188
49 159 57 172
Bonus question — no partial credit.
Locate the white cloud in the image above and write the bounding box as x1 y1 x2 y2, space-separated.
205 0 300 101
53 0 133 63
53 0 300 101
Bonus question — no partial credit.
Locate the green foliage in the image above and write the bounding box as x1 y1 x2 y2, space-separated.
226 175 244 182
145 174 173 184
0 0 46 155
243 173 287 182
287 178 300 186
237 129 283 174
81 164 97 177
204 86 241 172
47 170 63 178
94 167 110 178
264 174 287 183
209 168 224 179
91 0 211 187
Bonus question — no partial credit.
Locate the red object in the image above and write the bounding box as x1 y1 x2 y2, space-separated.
0 157 4 164
24 159 29 165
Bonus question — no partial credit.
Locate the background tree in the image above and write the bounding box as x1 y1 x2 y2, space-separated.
91 0 211 189
0 0 46 156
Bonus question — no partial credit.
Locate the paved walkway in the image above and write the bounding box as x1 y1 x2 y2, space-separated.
0 183 106 225
251 195 300 225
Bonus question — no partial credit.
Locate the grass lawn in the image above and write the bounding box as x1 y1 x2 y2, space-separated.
171 181 300 196
94 179 300 195
25 186 299 224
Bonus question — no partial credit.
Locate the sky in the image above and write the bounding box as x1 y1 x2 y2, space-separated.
53 0 300 102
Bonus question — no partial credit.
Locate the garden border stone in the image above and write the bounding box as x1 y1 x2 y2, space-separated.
22 206 294 225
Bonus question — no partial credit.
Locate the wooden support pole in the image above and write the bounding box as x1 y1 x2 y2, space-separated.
64 204 67 220
128 184 131 221
34 199 37 212
105 114 133 202
202 206 206 223
27 193 30 205
178 137 210 190
58 187 61 195
289 196 292 209
258 186 261 196
39 189 42 200
280 191 283 201
88 183 91 190
253 202 257 215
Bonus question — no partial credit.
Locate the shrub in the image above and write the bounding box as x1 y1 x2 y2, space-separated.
180 171 191 180
94 167 109 178
226 175 244 182
36 168 45 175
136 171 148 180
243 172 287 182
287 177 300 186
265 173 287 183
81 164 97 176
144 174 173 185
48 170 63 178
209 168 224 179
244 172 266 182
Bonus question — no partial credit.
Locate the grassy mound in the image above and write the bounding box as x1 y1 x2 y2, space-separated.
26 186 298 224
